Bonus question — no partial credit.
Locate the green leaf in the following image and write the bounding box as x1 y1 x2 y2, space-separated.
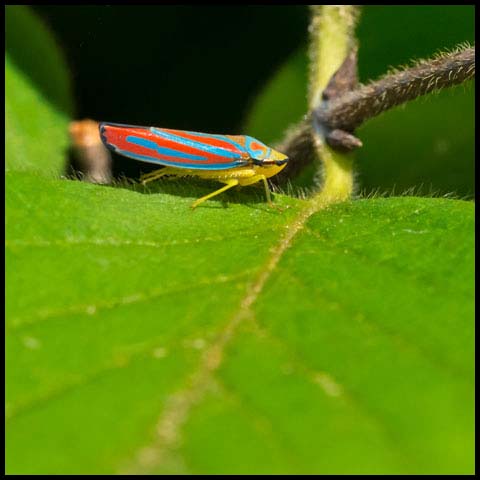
6 171 474 474
5 6 73 176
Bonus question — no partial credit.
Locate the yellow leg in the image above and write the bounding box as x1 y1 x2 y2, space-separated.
140 167 178 184
260 176 272 205
191 179 239 209
239 175 273 206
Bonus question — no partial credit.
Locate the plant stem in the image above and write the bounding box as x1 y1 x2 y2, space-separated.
306 5 360 204
309 6 359 109
279 43 475 190
316 46 475 131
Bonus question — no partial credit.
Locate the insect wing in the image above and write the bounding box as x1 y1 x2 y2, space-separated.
99 123 250 170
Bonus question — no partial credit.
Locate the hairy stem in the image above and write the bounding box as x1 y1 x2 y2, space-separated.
279 43 475 188
309 6 359 109
280 5 359 203
316 46 475 131
310 6 359 204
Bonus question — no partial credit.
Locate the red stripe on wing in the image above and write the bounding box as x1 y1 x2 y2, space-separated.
100 124 246 166
161 129 249 158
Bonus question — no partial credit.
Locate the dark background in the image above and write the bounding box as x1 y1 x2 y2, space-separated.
33 6 309 131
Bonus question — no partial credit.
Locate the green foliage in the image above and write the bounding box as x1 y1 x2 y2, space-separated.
5 5 73 116
5 5 474 475
5 6 72 176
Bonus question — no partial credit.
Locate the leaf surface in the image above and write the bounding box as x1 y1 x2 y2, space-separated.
6 171 474 474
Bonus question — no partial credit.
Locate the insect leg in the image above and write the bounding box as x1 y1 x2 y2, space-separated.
239 175 273 206
260 176 272 206
191 179 239 209
140 168 176 184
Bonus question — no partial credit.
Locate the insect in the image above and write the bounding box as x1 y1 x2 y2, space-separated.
99 123 288 208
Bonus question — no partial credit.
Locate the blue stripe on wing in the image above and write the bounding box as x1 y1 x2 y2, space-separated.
99 123 250 170
114 135 243 169
114 149 245 170
121 132 248 170
150 128 248 160
126 136 208 161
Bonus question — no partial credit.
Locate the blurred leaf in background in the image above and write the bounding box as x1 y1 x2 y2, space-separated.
6 5 475 475
6 6 73 176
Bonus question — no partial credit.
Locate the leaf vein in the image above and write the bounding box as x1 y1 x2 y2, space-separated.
8 270 255 330
5 227 280 250
122 200 327 474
